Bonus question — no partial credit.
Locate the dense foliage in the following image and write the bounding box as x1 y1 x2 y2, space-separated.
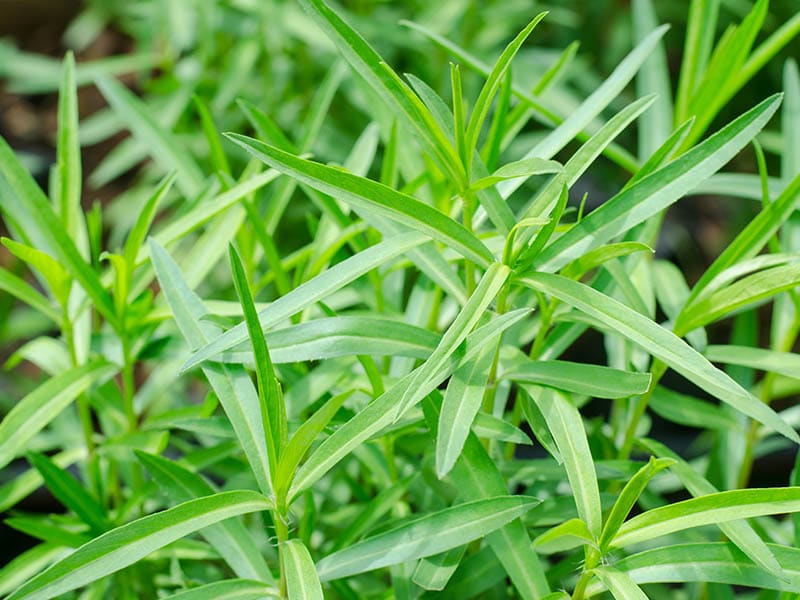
1 0 800 598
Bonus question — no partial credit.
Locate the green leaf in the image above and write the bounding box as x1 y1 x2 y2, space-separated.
7 491 273 600
602 542 800 593
296 0 462 182
229 245 286 475
637 437 784 578
27 452 110 534
532 518 595 554
423 396 550 598
0 135 117 324
193 95 231 180
505 360 651 399
649 386 739 431
598 457 674 550
411 546 465 591
0 362 116 470
705 344 800 380
0 267 59 322
2 238 70 306
290 309 529 500
283 539 323 600
397 262 509 418
0 544 66 598
226 134 493 268
149 240 274 497
463 14 547 164
315 496 539 581
536 390 602 536
56 52 87 256
676 263 800 334
122 173 176 271
216 317 438 365
274 391 351 502
674 0 720 123
611 487 800 549
96 76 204 197
183 232 426 370
470 157 562 192
472 412 531 445
135 452 274 583
592 567 648 600
632 0 673 160
141 169 280 265
533 94 782 272
518 272 799 443
436 345 494 478
163 580 279 600
560 242 653 281
514 93 656 245
683 173 800 308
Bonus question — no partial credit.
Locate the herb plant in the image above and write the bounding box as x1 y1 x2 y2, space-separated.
1 0 800 598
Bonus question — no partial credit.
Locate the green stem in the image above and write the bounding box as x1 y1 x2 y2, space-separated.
736 316 800 488
572 548 600 600
463 195 476 297
618 360 667 460
275 507 290 599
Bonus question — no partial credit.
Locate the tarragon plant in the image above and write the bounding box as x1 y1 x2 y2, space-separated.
1 0 800 598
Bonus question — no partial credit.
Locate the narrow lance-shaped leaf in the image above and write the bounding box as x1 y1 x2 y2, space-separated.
315 496 539 581
135 452 275 583
396 262 509 418
225 134 493 268
463 13 547 166
122 172 176 270
610 487 800 549
533 94 782 273
290 310 530 501
632 0 673 160
637 437 784 578
681 172 800 309
598 457 674 550
0 362 116 471
518 272 800 444
162 580 279 600
423 395 551 599
216 317 438 365
27 453 110 534
7 491 273 600
595 543 800 593
56 51 87 256
283 540 323 600
536 390 602 537
592 567 649 600
497 25 669 201
676 263 800 335
0 135 117 326
229 245 286 473
183 231 427 370
296 0 462 181
149 240 274 497
505 360 651 399
514 94 656 249
274 391 351 503
436 345 494 478
0 267 59 322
